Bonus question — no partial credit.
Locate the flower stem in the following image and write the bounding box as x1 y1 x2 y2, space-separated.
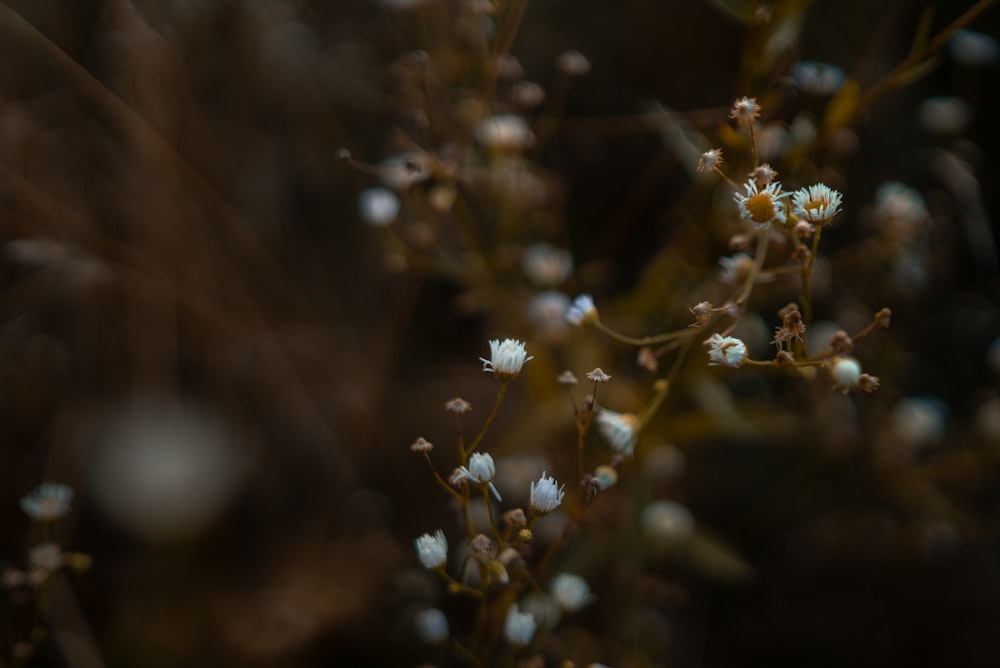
466 382 508 456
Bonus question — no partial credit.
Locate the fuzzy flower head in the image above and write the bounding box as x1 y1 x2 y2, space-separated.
503 604 537 647
705 333 748 368
734 179 792 229
565 293 599 326
729 96 761 125
596 408 640 457
696 148 723 174
792 183 843 225
414 530 448 569
458 452 502 501
20 483 74 522
551 573 594 612
529 471 565 515
481 338 533 381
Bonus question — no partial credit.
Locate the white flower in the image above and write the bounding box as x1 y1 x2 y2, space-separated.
596 408 640 457
503 604 537 646
481 338 533 381
565 293 599 326
550 573 594 612
357 187 400 226
792 61 847 96
20 483 74 522
522 243 573 286
704 333 748 368
830 357 861 391
792 183 843 224
734 179 792 229
529 471 565 515
414 608 450 644
458 452 502 502
414 530 448 569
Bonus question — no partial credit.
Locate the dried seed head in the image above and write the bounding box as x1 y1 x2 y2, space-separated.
775 350 796 365
729 96 761 125
586 368 611 383
503 508 527 531
827 330 853 354
470 534 495 560
689 301 714 328
558 370 578 385
697 148 724 174
748 163 778 185
445 397 472 414
875 308 892 329
410 436 434 454
855 374 881 393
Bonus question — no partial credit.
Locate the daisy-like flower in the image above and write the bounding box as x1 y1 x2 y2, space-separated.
696 148 723 174
734 179 792 229
503 604 537 647
596 408 640 457
550 573 594 612
414 530 448 569
457 452 502 501
481 339 533 381
729 96 761 125
792 183 843 225
704 333 748 368
529 471 565 515
20 483 74 522
565 294 599 326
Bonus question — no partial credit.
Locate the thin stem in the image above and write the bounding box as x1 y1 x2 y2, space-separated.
854 0 998 118
423 453 464 501
482 486 505 551
466 382 508 456
592 319 696 347
799 225 824 325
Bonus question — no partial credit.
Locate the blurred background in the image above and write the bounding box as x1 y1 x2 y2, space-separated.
0 0 998 666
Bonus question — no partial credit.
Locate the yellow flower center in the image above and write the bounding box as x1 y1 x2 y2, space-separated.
806 199 823 213
746 193 776 223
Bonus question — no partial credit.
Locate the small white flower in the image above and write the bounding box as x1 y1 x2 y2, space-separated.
458 452 502 502
565 293 599 326
503 604 537 647
704 333 748 368
357 187 400 226
415 530 448 569
596 408 640 457
20 483 74 522
792 183 843 225
550 573 594 612
830 357 861 391
522 243 573 286
792 61 847 96
481 338 533 381
529 471 565 515
414 608 450 644
734 179 792 229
